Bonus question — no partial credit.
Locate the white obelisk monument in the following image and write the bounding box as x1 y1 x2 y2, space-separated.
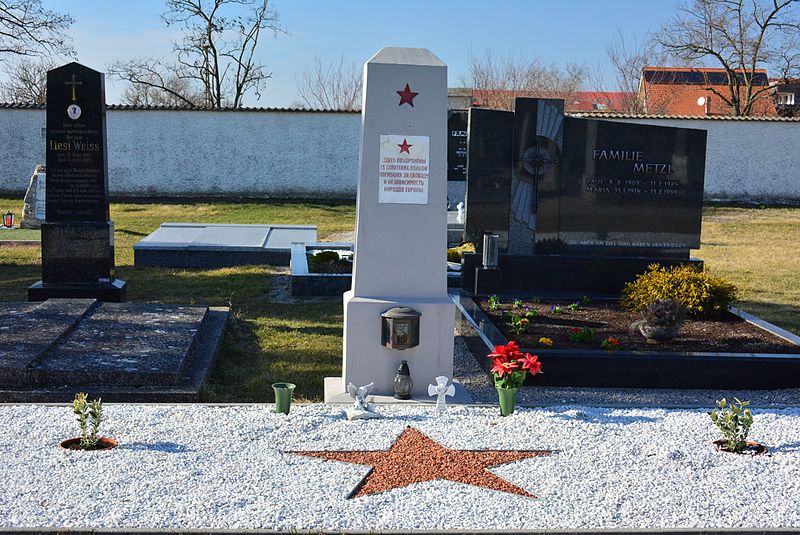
324 47 454 399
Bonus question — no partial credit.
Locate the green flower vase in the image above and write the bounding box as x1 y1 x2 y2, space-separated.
496 386 519 417
272 382 296 414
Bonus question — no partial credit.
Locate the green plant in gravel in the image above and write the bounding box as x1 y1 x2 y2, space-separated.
568 327 597 343
582 295 591 305
567 302 580 311
507 314 530 335
513 298 523 308
524 306 537 319
488 294 500 311
72 392 104 449
709 398 754 453
621 263 738 316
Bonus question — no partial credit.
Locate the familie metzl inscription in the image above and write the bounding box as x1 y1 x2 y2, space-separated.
45 62 109 223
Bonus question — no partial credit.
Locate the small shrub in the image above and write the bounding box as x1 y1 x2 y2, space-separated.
568 327 597 343
621 263 738 316
72 393 104 449
488 294 500 311
709 398 753 453
308 250 351 274
447 242 476 263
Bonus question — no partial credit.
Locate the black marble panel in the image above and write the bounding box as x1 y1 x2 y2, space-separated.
463 108 513 248
509 98 564 255
447 110 468 181
536 117 706 256
45 62 109 223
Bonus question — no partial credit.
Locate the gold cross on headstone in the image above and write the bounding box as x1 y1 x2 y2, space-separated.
64 75 82 103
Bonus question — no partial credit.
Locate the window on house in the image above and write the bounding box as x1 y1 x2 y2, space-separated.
777 92 795 105
593 102 608 110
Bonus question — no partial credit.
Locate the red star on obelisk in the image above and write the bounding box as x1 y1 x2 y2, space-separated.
396 83 418 107
290 427 551 499
397 139 412 154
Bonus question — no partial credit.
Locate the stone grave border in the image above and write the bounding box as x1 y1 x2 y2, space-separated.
452 290 800 390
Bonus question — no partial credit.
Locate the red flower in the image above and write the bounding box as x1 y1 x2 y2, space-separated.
488 340 522 361
607 337 620 346
571 327 581 334
520 353 543 375
491 359 519 377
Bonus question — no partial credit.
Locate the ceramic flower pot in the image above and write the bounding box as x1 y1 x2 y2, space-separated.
639 323 681 343
59 437 118 451
496 386 519 417
272 382 296 414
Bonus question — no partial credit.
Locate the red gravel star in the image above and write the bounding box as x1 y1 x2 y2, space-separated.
397 83 418 107
290 427 551 499
397 139 412 153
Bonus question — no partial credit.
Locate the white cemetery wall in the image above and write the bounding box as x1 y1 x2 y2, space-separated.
1 106 799 202
0 107 360 198
587 115 800 204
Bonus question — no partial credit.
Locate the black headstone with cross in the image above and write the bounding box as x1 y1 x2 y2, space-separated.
28 62 127 301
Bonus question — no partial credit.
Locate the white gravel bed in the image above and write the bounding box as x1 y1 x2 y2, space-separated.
1 403 799 531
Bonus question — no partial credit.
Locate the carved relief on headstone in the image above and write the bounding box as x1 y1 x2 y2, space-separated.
21 165 46 229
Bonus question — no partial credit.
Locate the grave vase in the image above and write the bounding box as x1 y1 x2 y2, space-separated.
496 386 519 417
272 382 296 415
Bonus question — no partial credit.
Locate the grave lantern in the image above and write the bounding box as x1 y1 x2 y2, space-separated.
393 360 413 399
482 233 499 269
2 211 13 228
381 307 421 350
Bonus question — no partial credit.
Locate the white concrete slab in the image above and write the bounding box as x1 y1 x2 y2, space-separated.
135 223 317 252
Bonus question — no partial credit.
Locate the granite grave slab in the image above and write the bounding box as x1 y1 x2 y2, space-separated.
0 299 227 402
134 223 317 268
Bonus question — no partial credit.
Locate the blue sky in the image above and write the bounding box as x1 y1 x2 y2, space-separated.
55 0 682 106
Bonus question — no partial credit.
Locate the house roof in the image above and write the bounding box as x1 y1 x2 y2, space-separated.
470 90 633 112
643 66 770 86
570 111 800 121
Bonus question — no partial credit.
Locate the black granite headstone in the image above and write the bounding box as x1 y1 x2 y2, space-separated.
28 62 126 302
537 117 706 257
447 110 468 181
463 108 513 248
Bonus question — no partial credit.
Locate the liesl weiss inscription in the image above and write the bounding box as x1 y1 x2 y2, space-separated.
46 65 107 222
584 149 683 198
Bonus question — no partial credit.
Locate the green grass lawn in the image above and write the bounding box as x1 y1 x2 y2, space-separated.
1 197 798 401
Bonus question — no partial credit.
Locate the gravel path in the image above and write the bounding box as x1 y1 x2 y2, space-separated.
1 403 799 531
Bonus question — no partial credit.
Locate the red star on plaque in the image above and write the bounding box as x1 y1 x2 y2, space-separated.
397 139 413 154
290 427 551 499
396 83 418 107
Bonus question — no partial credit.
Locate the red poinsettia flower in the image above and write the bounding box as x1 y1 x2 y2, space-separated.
491 359 519 377
488 340 522 361
520 353 543 375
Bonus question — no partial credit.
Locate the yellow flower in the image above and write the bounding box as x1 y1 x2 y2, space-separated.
538 337 553 348
519 318 529 326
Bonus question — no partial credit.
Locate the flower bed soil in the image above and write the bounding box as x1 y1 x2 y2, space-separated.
478 300 798 354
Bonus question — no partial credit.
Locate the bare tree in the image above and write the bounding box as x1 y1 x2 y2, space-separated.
120 68 203 107
602 28 684 114
461 49 586 110
0 57 52 102
296 56 361 111
109 0 284 108
657 0 800 116
0 0 73 59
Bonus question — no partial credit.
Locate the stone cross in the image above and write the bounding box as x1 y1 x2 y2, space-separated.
428 376 455 414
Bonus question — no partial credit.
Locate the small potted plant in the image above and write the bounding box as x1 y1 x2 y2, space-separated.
487 341 543 417
709 398 766 454
60 393 117 451
632 298 686 343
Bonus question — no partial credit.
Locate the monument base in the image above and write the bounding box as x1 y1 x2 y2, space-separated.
341 291 455 397
323 376 474 404
462 252 703 296
474 267 503 294
28 279 127 302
